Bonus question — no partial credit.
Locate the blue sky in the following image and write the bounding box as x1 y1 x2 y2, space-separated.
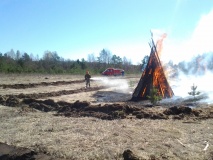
0 0 213 64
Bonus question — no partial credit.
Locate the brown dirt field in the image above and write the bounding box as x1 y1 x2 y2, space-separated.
0 74 213 160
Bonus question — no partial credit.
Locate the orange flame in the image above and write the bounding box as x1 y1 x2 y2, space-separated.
156 33 167 57
133 32 174 100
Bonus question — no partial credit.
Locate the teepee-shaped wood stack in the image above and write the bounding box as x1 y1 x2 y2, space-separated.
131 38 174 101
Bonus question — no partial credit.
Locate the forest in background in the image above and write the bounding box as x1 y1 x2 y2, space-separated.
0 49 143 75
0 48 213 76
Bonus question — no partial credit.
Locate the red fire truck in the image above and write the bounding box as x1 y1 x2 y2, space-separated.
102 68 124 76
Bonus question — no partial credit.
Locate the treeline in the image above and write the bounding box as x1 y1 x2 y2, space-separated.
164 52 213 78
0 49 143 74
1 48 212 76
137 52 213 79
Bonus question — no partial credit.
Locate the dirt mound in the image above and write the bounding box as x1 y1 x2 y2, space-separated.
0 79 84 89
0 142 65 160
4 86 105 99
57 102 139 120
123 149 140 160
133 110 168 120
163 105 202 119
1 95 213 120
0 95 20 107
27 100 213 120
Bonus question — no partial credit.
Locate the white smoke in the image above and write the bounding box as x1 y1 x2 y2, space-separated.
161 9 213 64
161 9 213 104
91 77 129 92
169 70 213 104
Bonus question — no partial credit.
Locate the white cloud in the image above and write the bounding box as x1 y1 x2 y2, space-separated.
62 42 149 64
165 9 213 103
110 42 150 65
161 9 213 64
190 10 213 54
64 9 213 65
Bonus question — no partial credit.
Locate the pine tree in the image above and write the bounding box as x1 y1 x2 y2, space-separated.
147 87 162 105
188 84 200 103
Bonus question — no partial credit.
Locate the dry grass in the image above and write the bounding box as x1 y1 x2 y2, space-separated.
0 74 213 159
0 73 84 84
1 105 213 160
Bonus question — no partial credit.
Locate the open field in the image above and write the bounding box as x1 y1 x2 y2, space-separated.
0 74 213 160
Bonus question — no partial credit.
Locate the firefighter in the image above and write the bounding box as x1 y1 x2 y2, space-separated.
121 70 125 76
85 71 91 88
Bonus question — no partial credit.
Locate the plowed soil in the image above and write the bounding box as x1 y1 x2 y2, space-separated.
0 74 212 160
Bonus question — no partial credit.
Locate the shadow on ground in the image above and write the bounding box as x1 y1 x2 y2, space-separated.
93 90 132 102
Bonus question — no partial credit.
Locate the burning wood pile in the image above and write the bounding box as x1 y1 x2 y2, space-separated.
131 34 174 101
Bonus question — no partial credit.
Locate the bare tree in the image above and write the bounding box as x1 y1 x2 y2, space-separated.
98 49 112 64
43 51 60 62
15 50 21 60
87 53 96 63
35 54 40 61
111 54 122 67
7 49 16 59
123 56 128 65
30 53 34 61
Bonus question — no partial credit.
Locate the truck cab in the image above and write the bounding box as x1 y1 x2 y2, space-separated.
102 68 124 76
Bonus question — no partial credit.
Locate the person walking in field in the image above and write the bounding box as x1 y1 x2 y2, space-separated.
85 71 91 88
